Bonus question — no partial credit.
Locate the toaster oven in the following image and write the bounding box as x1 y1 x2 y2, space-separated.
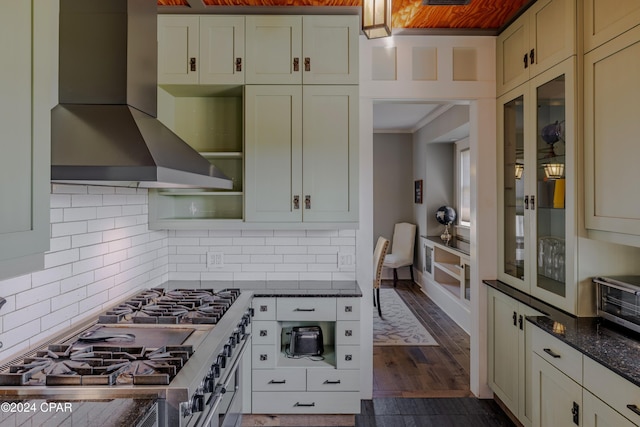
288 326 324 356
593 276 640 334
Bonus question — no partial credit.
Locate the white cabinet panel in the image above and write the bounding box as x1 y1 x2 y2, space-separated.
584 0 640 52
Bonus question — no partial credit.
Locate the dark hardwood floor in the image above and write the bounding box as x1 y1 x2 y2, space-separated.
373 279 471 398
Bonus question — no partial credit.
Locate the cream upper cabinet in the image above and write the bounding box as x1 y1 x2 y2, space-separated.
488 288 542 427
0 1 51 280
584 0 640 52
584 25 640 245
245 85 358 223
497 0 575 96
498 59 578 313
158 15 245 85
245 15 359 85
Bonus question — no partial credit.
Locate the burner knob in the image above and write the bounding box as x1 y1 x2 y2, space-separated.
211 363 221 378
217 354 226 369
234 330 241 343
224 343 233 357
191 392 205 413
229 335 236 348
248 308 254 319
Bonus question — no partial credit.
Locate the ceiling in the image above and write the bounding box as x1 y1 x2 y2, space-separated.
157 0 532 33
157 0 528 135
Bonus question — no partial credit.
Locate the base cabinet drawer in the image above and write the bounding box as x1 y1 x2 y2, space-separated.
336 345 360 369
531 327 583 384
306 369 359 391
336 321 360 345
252 369 306 391
252 321 278 346
276 297 336 321
252 344 277 369
252 298 277 321
252 391 360 414
583 356 640 425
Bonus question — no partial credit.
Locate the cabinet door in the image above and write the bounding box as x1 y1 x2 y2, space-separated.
497 12 530 96
584 0 640 52
0 0 50 279
488 289 521 415
584 26 640 239
527 0 575 79
245 16 302 84
301 16 359 85
158 16 199 85
302 86 359 222
245 85 303 222
583 390 636 427
531 354 582 427
529 58 576 313
497 84 531 293
199 16 244 85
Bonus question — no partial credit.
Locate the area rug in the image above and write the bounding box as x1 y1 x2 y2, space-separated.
373 289 439 346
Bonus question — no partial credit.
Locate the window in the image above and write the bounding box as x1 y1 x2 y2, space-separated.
457 141 471 228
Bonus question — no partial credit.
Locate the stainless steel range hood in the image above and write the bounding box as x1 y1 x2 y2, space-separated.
51 0 233 189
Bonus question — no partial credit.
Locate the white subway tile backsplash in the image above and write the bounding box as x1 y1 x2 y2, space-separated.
44 248 80 269
71 194 103 207
15 282 59 310
0 185 168 360
4 301 50 331
168 229 356 282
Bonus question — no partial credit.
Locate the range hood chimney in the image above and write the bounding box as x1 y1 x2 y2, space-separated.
51 0 233 189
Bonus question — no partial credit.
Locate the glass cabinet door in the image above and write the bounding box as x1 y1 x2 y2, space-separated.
498 87 530 293
534 74 566 298
529 58 575 313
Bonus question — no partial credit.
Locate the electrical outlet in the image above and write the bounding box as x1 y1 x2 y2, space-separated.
207 252 224 268
337 252 355 269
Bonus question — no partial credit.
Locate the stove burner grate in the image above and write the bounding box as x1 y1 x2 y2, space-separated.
0 344 193 387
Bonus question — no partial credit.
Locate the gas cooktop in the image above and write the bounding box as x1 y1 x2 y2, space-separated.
98 288 241 325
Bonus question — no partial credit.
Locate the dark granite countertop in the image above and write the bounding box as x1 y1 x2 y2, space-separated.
164 280 363 298
484 280 640 389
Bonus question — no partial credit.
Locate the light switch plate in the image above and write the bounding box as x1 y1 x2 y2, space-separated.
207 252 224 268
337 252 355 269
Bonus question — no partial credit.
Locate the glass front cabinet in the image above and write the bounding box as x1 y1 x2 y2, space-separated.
498 58 576 313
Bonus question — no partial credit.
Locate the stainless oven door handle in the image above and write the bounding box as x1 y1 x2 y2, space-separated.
200 333 250 427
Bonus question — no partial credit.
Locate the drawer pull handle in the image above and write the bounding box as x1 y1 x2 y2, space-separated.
294 308 316 312
323 380 341 384
260 354 268 361
345 330 353 337
627 404 640 417
345 305 353 312
260 305 268 312
269 379 286 384
295 402 315 407
543 348 561 358
260 330 268 337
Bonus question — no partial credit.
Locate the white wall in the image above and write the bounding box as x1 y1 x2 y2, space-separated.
0 184 168 360
373 133 414 243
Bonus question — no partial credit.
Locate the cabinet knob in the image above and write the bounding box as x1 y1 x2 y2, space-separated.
260 354 268 361
190 57 196 72
523 53 528 69
293 57 300 72
529 49 535 65
345 305 353 313
345 330 353 337
260 330 268 337
530 195 535 210
305 195 311 209
236 57 242 72
260 305 268 312
524 195 529 209
304 57 311 72
293 195 300 210
345 354 353 361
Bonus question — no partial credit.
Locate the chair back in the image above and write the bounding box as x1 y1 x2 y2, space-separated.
391 222 417 259
373 236 389 290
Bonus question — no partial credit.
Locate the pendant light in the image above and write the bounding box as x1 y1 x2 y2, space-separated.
363 0 392 39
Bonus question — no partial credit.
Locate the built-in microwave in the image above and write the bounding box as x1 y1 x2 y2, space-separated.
593 276 640 334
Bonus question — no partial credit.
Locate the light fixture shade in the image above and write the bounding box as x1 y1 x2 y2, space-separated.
515 163 524 180
544 163 564 179
363 0 392 39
